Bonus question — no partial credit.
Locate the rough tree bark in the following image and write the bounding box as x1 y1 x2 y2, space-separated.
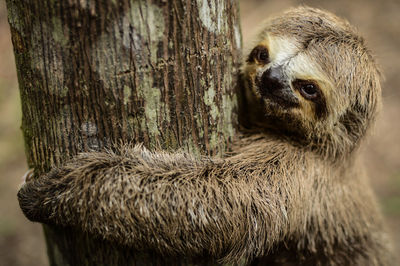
7 0 242 265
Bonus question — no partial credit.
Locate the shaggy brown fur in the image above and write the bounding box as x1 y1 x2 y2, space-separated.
18 7 391 265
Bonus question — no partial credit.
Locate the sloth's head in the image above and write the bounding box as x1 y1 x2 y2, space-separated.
241 7 381 159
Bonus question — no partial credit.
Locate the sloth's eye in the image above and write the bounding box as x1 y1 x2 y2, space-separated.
257 49 269 62
293 80 320 100
247 45 269 64
301 84 318 99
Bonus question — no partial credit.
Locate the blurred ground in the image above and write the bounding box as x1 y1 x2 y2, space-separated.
0 0 399 265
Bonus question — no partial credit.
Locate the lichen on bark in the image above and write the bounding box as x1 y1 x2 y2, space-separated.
6 0 242 265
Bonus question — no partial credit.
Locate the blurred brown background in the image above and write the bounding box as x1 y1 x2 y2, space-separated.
0 0 399 265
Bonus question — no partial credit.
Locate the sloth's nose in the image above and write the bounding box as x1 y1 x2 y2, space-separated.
259 66 299 106
259 67 284 97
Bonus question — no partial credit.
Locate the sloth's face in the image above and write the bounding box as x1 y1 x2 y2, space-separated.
242 7 380 151
242 34 337 135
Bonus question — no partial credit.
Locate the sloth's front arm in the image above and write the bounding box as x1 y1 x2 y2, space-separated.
18 138 305 261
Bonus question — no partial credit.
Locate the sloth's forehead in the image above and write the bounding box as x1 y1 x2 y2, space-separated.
257 34 331 85
263 35 299 64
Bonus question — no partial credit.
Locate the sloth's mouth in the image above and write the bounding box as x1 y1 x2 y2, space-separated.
256 83 299 109
262 90 298 108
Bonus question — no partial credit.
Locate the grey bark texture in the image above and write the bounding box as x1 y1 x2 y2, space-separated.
6 0 242 265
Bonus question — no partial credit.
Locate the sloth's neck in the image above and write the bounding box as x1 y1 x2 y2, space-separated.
243 126 362 163
309 135 360 163
238 113 366 163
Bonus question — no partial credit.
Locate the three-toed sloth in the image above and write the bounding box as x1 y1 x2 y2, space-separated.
18 7 391 265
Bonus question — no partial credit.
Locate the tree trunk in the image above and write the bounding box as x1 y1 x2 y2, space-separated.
6 0 242 265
